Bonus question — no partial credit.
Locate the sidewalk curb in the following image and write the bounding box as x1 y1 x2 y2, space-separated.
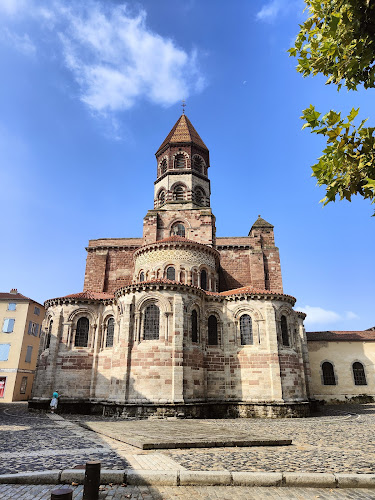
1 470 375 488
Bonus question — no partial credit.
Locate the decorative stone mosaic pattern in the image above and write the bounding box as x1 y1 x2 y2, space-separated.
135 248 215 269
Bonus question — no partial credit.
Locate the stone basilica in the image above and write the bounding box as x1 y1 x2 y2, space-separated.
31 114 312 417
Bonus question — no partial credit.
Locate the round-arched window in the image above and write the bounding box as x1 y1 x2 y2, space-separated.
143 304 160 340
166 266 176 280
139 271 145 282
171 223 185 237
174 185 185 200
208 315 218 345
45 320 53 349
106 317 115 348
281 315 289 346
158 190 166 206
322 361 336 385
160 159 167 174
194 187 205 206
75 317 89 347
193 156 203 173
191 310 198 343
174 154 185 169
240 314 253 345
200 269 207 290
353 362 367 385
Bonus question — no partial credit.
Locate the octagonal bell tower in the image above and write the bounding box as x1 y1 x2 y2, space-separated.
143 113 216 247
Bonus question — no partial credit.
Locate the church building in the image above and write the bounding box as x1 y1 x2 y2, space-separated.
31 114 312 417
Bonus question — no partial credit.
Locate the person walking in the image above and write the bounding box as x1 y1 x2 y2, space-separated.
50 391 59 413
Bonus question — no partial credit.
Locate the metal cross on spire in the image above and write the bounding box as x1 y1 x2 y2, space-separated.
181 99 186 114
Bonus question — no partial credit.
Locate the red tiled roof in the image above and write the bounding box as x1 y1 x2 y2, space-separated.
156 114 208 154
306 331 375 342
63 291 115 300
0 292 31 301
217 285 294 300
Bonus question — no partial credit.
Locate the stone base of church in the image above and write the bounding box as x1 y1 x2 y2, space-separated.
28 399 311 418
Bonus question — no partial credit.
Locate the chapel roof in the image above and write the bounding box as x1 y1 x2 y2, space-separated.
251 215 274 229
156 114 208 154
63 291 115 300
306 331 375 342
156 235 197 244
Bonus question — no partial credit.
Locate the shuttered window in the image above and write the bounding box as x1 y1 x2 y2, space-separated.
2 319 15 333
25 346 33 363
0 344 10 361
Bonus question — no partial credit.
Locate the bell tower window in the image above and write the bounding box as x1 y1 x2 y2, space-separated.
194 187 205 206
193 156 203 173
171 223 185 237
174 154 185 169
173 185 185 200
160 159 167 175
158 190 166 206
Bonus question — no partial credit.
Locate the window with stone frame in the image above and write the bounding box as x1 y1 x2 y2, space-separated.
280 315 289 346
194 187 205 206
166 266 175 280
139 271 145 282
192 156 203 173
240 314 253 345
174 154 185 169
173 185 185 200
191 309 199 343
322 361 336 385
45 320 53 349
143 304 160 340
200 269 207 290
158 190 166 206
180 270 185 283
170 222 185 237
353 362 367 385
20 376 28 394
75 317 89 347
208 315 218 345
160 159 167 175
106 317 115 348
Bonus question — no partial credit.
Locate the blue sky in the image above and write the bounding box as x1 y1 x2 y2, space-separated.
0 0 374 331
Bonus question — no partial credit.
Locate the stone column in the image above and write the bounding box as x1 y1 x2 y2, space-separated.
171 295 184 403
264 302 283 402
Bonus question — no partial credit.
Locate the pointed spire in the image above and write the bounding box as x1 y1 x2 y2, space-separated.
156 114 208 155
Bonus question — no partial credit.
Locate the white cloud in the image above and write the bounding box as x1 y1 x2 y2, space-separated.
57 3 205 113
0 28 36 56
0 0 27 15
256 0 282 22
299 305 360 326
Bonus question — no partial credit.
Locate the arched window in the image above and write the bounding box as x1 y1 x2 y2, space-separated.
208 315 218 345
139 271 145 282
75 317 89 347
200 269 207 290
353 362 367 385
106 317 115 348
174 154 185 169
173 185 185 200
240 314 253 345
281 315 289 346
192 156 203 173
322 362 336 385
166 266 175 280
45 320 53 349
194 187 205 206
192 271 198 286
160 159 167 175
158 190 166 206
180 270 185 283
171 223 185 237
191 310 198 343
143 304 160 340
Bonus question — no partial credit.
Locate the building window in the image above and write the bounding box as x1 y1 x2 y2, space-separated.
180 270 185 283
240 314 253 345
143 304 160 340
28 321 39 336
139 271 145 282
322 362 336 385
191 310 198 343
208 315 218 345
171 223 185 237
158 190 166 206
0 344 10 361
166 266 176 280
45 320 53 349
25 345 33 363
173 185 185 200
2 319 15 333
194 187 205 206
34 306 40 316
75 317 89 347
7 303 16 311
160 159 167 175
200 270 207 290
174 154 185 169
0 377 6 398
20 376 28 394
281 315 289 346
192 156 203 173
353 362 367 385
106 317 115 348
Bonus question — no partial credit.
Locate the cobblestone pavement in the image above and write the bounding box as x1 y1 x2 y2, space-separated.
2 403 375 476
0 485 375 499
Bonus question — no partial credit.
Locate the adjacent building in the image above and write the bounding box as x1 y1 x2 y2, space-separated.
307 329 375 402
0 289 45 402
